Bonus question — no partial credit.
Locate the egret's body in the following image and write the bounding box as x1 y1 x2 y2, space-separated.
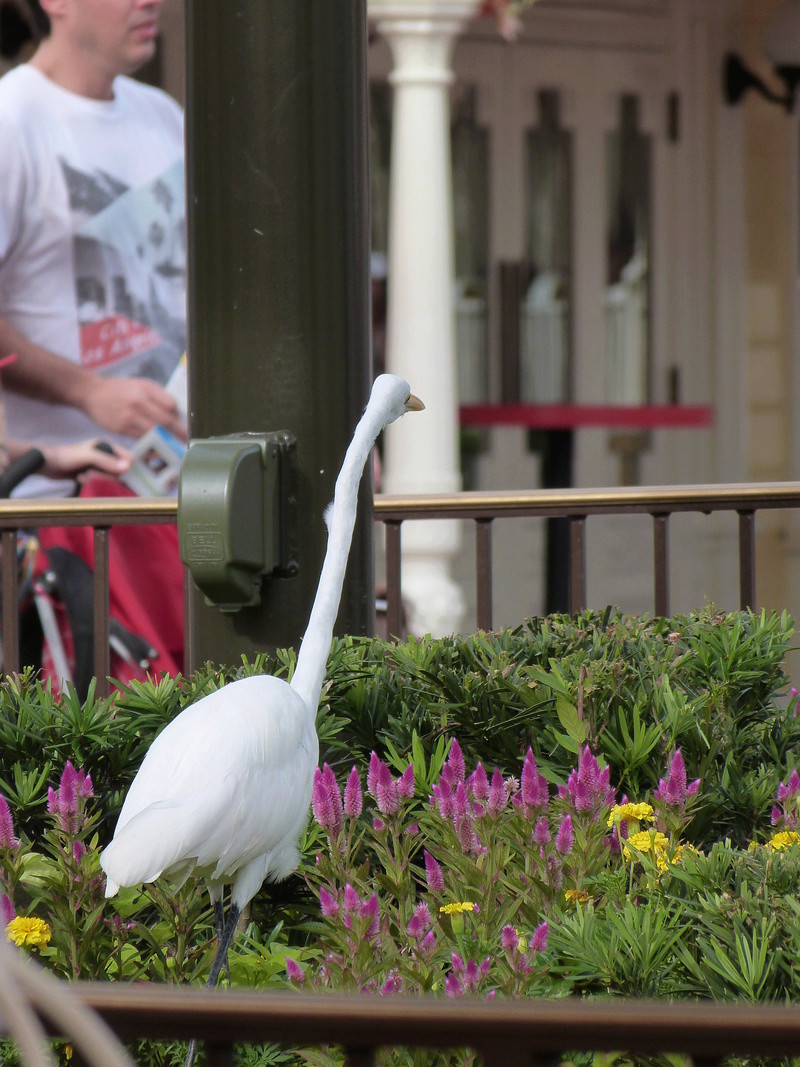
100 376 422 1041
102 674 317 904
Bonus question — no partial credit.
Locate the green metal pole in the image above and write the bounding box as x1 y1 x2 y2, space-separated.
185 0 373 669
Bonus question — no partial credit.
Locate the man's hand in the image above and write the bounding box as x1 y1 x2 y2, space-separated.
82 376 187 441
36 440 134 481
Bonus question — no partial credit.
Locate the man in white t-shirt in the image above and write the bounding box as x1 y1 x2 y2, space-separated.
0 0 186 497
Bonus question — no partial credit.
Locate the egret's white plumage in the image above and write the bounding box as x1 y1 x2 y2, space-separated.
100 375 422 1004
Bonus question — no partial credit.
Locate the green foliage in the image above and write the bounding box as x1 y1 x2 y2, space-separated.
0 605 799 1066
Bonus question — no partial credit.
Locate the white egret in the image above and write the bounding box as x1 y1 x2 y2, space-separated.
100 374 423 1001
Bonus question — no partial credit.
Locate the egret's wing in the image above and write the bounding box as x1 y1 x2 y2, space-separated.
113 674 304 832
102 674 315 894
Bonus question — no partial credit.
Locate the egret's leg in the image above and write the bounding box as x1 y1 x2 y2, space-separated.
206 902 241 989
184 904 241 1067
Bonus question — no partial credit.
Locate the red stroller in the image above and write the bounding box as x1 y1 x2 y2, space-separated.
6 453 184 698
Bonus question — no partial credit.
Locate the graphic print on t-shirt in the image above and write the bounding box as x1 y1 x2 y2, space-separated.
59 157 185 385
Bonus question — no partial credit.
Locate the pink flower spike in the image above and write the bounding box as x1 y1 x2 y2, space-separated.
533 816 551 846
555 814 574 855
487 769 507 814
424 849 445 893
285 957 305 985
1 891 15 928
0 793 18 850
445 973 464 998
59 761 79 812
372 816 386 832
311 766 340 834
397 764 415 799
361 892 380 940
380 972 403 996
530 920 549 953
367 751 381 797
375 761 399 816
468 763 490 802
73 841 86 863
319 887 339 918
464 958 480 990
420 929 437 955
501 925 518 950
344 767 363 820
344 883 360 912
450 952 465 974
447 739 466 782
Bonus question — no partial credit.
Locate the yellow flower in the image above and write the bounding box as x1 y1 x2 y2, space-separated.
622 830 670 871
671 843 700 864
6 916 52 948
439 901 476 915
564 888 590 905
607 803 654 829
767 830 800 852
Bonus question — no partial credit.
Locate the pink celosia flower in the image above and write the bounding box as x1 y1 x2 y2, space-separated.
286 957 305 984
487 769 507 815
375 761 399 816
311 765 343 838
73 841 86 863
367 751 381 796
501 925 518 950
566 747 615 816
424 849 445 893
445 973 464 997
1 891 15 928
372 816 386 832
653 749 700 810
0 793 18 850
419 929 437 956
555 814 574 855
514 749 548 817
467 762 490 802
464 958 481 991
431 778 454 819
453 781 470 821
380 971 403 995
360 892 380 940
319 887 339 918
533 816 551 846
343 767 362 819
447 739 466 783
407 902 433 939
530 920 549 953
397 764 415 799
47 762 94 832
344 883 360 912
450 952 465 974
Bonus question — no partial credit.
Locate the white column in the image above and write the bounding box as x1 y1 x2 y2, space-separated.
370 0 479 636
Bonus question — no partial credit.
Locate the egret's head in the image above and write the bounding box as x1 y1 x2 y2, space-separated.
371 373 425 426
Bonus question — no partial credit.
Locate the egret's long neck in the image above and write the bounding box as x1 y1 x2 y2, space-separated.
289 404 383 714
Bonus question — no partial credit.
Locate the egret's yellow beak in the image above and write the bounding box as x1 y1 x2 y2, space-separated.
404 393 425 412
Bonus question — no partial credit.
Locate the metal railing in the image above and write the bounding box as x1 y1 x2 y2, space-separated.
375 482 800 638
1 482 799 697
56 983 800 1066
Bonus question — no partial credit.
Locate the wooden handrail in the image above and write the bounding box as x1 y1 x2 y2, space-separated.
66 984 800 1062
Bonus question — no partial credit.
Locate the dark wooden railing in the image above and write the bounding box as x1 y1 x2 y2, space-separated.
2 482 799 697
68 983 800 1066
375 482 800 637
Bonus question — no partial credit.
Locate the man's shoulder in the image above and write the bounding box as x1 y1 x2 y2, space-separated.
0 65 44 123
114 75 183 124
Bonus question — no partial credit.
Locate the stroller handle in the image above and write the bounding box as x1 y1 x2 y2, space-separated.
0 447 45 499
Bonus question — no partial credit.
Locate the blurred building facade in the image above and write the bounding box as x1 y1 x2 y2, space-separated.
3 0 797 641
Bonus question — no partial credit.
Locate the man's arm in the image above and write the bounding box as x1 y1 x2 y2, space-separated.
0 315 187 441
